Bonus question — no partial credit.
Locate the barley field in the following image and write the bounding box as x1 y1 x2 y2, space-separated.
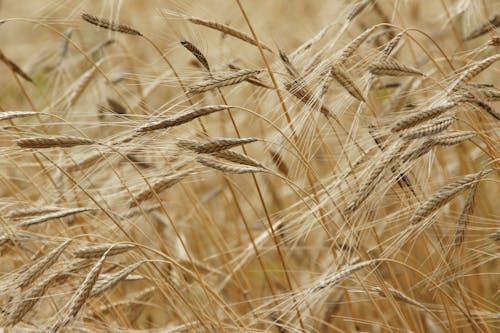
0 1 499 332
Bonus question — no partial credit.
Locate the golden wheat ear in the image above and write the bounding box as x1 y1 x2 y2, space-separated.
81 13 142 36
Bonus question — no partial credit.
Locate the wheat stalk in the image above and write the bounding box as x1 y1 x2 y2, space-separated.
212 150 262 168
180 40 210 71
402 117 455 140
90 262 144 297
0 49 33 83
391 102 457 132
312 260 379 292
188 69 261 94
346 0 372 21
177 137 258 154
196 155 265 174
330 65 365 101
0 111 38 121
432 131 477 146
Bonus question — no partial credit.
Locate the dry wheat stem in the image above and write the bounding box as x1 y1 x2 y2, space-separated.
188 69 261 94
16 207 93 227
177 137 258 154
0 111 38 121
410 169 493 224
402 117 455 140
464 14 500 41
138 105 231 132
73 243 136 259
16 136 94 149
129 169 192 207
16 239 71 289
180 40 210 71
391 102 457 132
369 60 423 76
81 13 142 36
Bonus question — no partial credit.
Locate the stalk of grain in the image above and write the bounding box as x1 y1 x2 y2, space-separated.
391 102 458 132
402 117 455 140
16 136 94 149
90 262 144 297
16 207 93 227
180 40 210 71
73 243 136 259
177 137 258 154
81 13 142 36
463 14 500 41
188 69 261 94
196 155 266 174
369 60 423 76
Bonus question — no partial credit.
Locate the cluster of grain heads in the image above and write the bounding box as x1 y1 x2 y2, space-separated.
410 169 494 224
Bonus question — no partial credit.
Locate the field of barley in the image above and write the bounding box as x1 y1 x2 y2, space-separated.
0 0 498 332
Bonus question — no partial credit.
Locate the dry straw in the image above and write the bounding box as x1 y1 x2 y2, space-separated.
73 243 136 259
410 169 493 224
16 136 94 149
188 69 261 94
369 60 423 76
81 13 142 36
138 105 231 132
177 137 258 154
17 207 93 227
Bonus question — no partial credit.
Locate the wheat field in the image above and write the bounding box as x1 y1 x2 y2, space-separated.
0 1 499 332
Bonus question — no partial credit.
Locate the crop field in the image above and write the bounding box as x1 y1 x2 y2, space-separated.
0 1 498 332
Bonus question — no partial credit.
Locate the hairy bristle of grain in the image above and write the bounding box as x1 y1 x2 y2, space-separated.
463 14 500 41
196 155 265 174
391 102 457 132
4 269 62 326
269 150 289 176
181 40 210 71
410 169 493 224
16 135 94 149
187 16 273 52
17 239 71 289
369 60 423 76
402 116 455 140
73 243 135 259
17 207 93 227
452 54 500 89
138 105 231 132
91 262 144 297
330 66 365 101
453 180 479 247
129 169 191 207
81 13 142 36
212 150 262 168
177 137 258 154
338 25 379 63
432 131 476 146
47 251 108 333
188 69 261 94
0 49 33 83
313 260 378 292
0 111 38 121
346 0 372 21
